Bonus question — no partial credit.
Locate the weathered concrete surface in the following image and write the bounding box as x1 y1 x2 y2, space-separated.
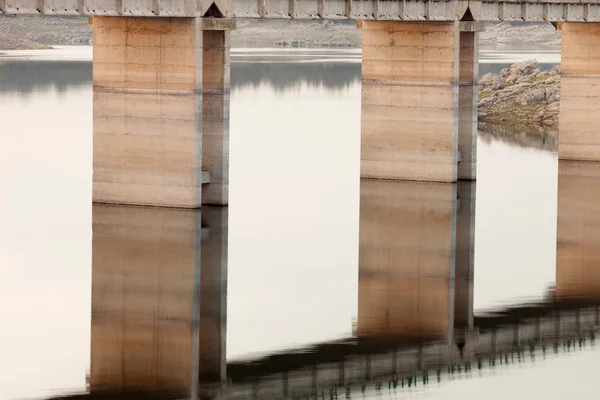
558 23 600 162
359 21 476 183
2 0 600 22
556 161 600 300
358 179 456 339
90 204 227 395
92 17 230 208
202 30 230 205
458 31 478 181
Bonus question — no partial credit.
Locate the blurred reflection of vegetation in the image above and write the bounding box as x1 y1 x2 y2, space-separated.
0 60 91 94
478 122 557 152
0 59 360 94
231 61 360 92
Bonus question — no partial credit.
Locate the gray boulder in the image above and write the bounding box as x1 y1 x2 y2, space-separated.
479 72 495 84
522 88 546 103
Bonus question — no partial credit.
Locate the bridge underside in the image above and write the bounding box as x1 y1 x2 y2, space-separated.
3 0 600 21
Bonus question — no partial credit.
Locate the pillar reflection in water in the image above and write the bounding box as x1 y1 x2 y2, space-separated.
357 179 475 342
556 160 600 300
89 204 227 396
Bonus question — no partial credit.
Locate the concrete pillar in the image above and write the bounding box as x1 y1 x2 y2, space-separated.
559 23 600 162
458 31 479 181
202 30 230 206
357 179 457 340
199 207 228 383
453 182 475 330
89 204 228 396
91 17 231 208
555 161 600 300
358 21 480 183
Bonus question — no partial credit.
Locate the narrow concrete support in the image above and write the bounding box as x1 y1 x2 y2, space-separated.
357 179 457 340
458 30 479 181
90 204 228 395
199 207 228 383
453 182 475 330
91 17 231 208
358 21 479 182
555 161 600 300
558 23 600 161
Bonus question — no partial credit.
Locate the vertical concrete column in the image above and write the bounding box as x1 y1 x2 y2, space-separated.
559 23 600 161
458 28 479 181
92 17 205 208
358 21 480 183
357 179 457 341
202 28 231 205
90 204 228 395
555 161 600 300
453 182 475 330
199 207 228 383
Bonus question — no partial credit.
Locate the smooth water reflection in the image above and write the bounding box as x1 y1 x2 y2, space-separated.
0 46 594 400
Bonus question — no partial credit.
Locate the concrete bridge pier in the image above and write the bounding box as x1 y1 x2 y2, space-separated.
358 20 481 183
91 17 232 208
556 160 600 300
90 204 228 396
559 23 600 162
357 179 475 342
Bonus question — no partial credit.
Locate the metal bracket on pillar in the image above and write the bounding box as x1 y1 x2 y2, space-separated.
202 18 237 30
258 0 265 17
0 0 5 13
289 0 297 18
116 0 123 14
36 0 44 13
345 0 352 18
317 0 324 18
372 0 379 19
152 0 159 14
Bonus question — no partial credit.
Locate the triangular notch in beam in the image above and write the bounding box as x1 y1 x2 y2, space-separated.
460 7 474 21
204 2 224 17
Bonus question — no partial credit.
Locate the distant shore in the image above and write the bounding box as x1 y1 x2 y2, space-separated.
0 16 562 50
0 17 563 133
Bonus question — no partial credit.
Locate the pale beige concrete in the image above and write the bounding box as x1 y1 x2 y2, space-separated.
559 23 600 162
457 32 478 181
90 204 228 394
359 21 477 183
202 30 230 206
92 17 230 208
555 161 600 300
357 179 456 340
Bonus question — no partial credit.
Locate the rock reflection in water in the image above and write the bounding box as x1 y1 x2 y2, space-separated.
478 122 557 151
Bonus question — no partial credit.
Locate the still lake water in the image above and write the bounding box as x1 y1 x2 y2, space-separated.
2 46 598 400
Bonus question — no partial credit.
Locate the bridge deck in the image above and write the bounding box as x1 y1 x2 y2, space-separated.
0 0 598 22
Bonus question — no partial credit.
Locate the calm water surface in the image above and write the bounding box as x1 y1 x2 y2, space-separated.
0 46 594 400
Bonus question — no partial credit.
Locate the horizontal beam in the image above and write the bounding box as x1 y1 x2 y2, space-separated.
1 0 600 19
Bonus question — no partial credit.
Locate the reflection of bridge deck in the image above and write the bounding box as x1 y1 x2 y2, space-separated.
219 300 599 400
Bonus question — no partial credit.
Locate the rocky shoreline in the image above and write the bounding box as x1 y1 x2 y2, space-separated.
478 60 561 131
